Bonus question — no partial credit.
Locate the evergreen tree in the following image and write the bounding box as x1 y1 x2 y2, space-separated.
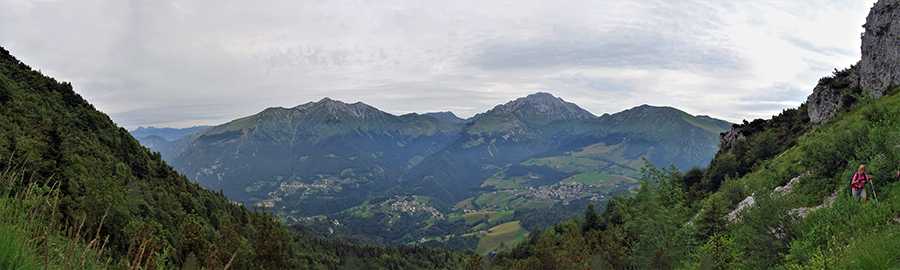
582 203 600 233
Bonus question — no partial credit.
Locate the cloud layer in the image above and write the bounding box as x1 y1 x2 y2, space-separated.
0 0 874 129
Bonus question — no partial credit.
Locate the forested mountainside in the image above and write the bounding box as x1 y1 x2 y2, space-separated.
0 46 472 269
141 91 730 254
482 1 900 268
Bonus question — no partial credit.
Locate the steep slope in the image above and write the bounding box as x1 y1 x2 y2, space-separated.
590 105 732 170
170 98 463 214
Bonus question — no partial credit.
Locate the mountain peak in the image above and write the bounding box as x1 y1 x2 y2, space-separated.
289 97 377 119
424 111 466 123
487 92 596 121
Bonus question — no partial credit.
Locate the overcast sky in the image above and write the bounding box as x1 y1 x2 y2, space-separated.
0 0 876 130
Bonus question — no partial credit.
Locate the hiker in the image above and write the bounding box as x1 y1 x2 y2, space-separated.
851 165 871 202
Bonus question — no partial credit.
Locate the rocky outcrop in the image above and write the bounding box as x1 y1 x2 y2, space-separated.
726 195 755 223
718 125 744 150
789 192 837 218
727 173 808 222
859 0 900 98
806 78 850 123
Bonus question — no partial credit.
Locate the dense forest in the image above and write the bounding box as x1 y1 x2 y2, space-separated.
481 69 900 269
0 46 473 269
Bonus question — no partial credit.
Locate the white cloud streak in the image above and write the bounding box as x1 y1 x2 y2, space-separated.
0 0 875 129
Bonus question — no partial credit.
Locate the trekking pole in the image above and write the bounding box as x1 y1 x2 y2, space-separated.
870 177 878 203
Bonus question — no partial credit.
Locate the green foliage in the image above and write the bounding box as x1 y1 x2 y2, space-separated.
785 192 895 268
731 192 802 268
835 226 900 269
582 203 600 233
1 164 111 269
713 103 812 188
464 254 486 270
686 234 742 270
694 195 728 241
704 152 738 192
0 219 41 270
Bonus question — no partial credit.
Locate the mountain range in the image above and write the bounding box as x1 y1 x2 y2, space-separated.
138 92 731 251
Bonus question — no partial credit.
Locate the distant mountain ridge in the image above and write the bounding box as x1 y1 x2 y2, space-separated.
424 111 467 123
147 92 730 206
130 125 211 141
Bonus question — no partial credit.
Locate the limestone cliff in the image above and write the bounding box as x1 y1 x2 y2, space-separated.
806 0 900 124
859 0 900 98
805 66 860 123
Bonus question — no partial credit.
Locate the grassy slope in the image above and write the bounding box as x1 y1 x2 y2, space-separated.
692 91 900 268
474 221 528 255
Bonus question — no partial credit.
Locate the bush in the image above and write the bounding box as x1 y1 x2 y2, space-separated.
731 192 801 268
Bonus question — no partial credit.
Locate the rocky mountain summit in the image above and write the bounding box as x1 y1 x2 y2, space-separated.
477 92 597 122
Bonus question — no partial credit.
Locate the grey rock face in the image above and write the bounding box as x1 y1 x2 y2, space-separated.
718 126 744 150
806 72 856 123
859 0 900 97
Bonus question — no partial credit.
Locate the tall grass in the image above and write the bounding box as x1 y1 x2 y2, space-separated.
0 204 41 269
837 226 900 269
0 156 112 269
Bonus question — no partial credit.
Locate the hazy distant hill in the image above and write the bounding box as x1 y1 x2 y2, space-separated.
129 125 211 141
424 111 467 124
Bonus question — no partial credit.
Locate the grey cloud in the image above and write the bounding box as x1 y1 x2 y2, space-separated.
738 83 808 103
554 75 638 99
782 35 858 58
732 101 805 119
468 25 747 73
